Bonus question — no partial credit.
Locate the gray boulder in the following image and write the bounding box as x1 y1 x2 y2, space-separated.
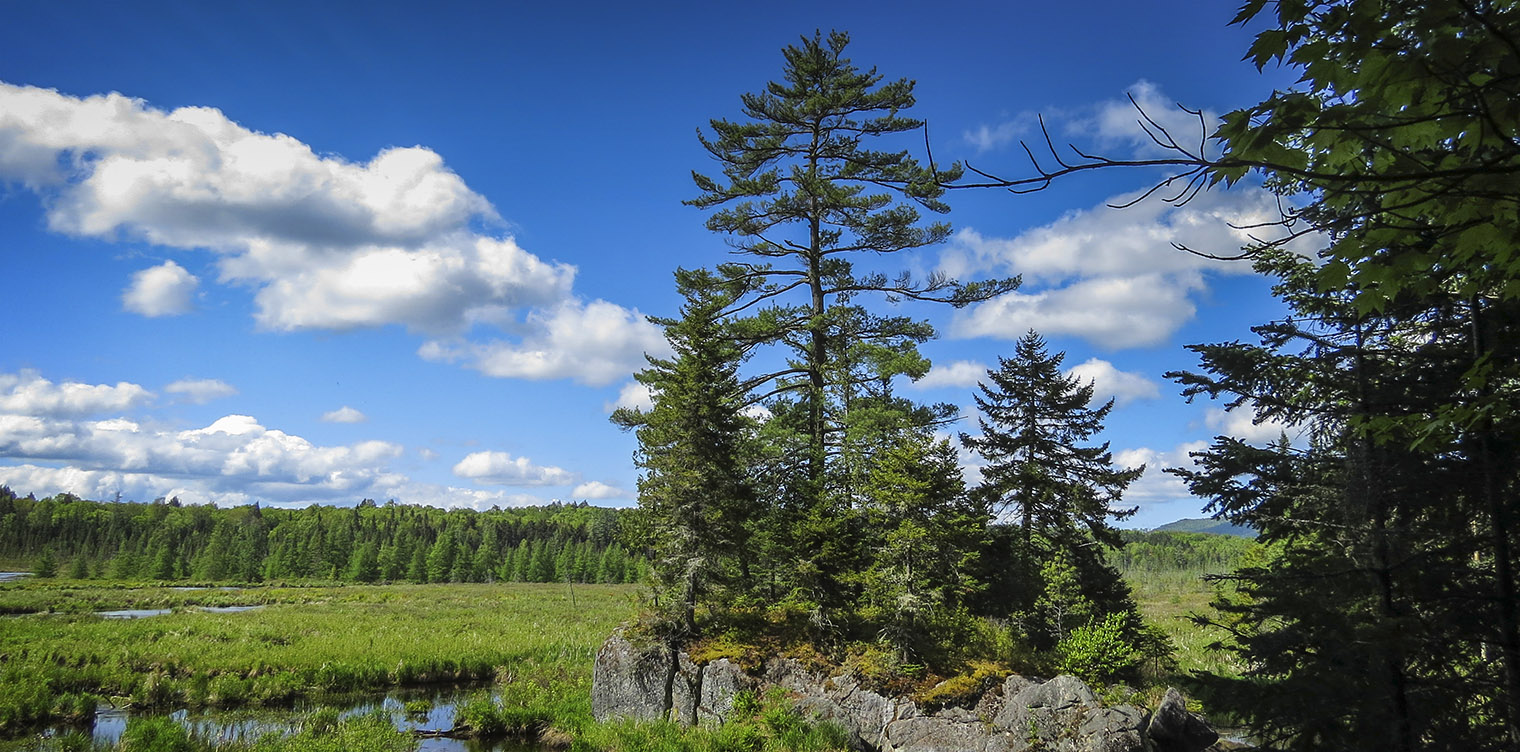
671 651 702 725
763 659 901 751
991 675 1144 752
590 631 1209 752
1147 688 1218 752
697 658 755 726
1076 705 1146 752
590 629 674 722
883 710 988 752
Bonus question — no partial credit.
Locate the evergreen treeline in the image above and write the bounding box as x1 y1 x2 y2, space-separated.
1106 530 1258 575
0 486 643 585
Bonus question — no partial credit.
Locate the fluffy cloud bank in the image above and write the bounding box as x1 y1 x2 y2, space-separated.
0 82 657 384
1066 358 1159 407
944 186 1297 349
0 371 152 418
421 299 669 387
0 411 404 503
1114 441 1208 509
908 360 989 390
0 370 585 508
951 82 1321 351
1205 404 1300 445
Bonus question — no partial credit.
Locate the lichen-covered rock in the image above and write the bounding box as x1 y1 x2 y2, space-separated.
992 674 1097 730
762 661 902 751
883 712 988 752
989 675 1145 752
975 674 1034 724
1076 705 1146 752
697 658 754 726
590 632 1206 752
590 629 674 722
1147 688 1218 752
671 650 701 725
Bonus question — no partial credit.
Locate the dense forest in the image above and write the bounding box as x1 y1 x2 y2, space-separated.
0 486 643 585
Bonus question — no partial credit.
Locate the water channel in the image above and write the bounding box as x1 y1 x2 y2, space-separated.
47 685 549 751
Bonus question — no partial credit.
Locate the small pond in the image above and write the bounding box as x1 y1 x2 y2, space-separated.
51 685 546 751
0 571 34 582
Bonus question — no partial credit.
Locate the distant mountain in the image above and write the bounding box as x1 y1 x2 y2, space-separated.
1152 518 1257 538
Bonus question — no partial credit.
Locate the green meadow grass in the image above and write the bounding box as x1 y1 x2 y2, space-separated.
0 582 640 736
1121 566 1243 680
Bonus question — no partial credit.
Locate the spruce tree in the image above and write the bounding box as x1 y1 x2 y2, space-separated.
963 332 1140 560
962 331 1142 626
613 268 756 636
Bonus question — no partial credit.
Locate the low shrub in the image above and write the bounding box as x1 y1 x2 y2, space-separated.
1056 612 1142 685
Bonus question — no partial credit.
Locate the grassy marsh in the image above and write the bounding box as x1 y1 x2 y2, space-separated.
0 583 639 737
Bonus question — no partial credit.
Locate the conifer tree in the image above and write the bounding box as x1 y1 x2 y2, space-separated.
962 331 1141 624
686 28 1016 622
32 548 56 578
614 268 756 636
963 331 1140 562
67 553 89 580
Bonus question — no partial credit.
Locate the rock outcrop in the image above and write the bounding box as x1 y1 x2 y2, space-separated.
1147 687 1219 752
590 631 1221 752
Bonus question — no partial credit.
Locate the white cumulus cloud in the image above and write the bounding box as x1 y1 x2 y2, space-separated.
1205 405 1299 445
0 81 623 383
1065 358 1160 407
321 406 368 424
572 481 629 500
421 298 670 387
123 260 197 317
605 381 655 413
0 410 405 503
0 371 152 417
164 378 237 404
0 370 575 509
1081 80 1221 159
908 360 988 390
452 450 577 487
953 272 1202 349
1115 440 1209 509
963 81 1219 159
944 184 1309 349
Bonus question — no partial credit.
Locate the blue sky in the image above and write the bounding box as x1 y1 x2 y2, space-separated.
0 1 1304 527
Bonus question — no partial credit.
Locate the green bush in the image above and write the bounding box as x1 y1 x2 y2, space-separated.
1055 612 1142 685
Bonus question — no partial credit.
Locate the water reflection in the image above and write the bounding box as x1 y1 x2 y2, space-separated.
62 685 546 751
92 605 264 619
96 609 172 619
